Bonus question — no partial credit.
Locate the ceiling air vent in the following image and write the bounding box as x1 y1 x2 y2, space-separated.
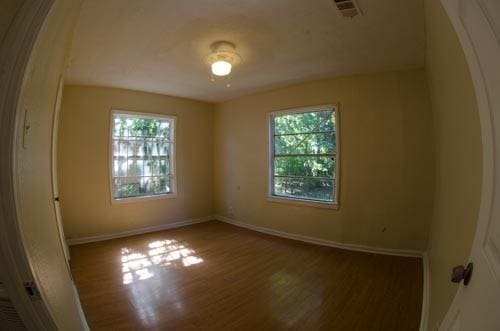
333 0 362 18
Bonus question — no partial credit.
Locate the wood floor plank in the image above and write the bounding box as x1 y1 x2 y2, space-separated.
70 221 422 330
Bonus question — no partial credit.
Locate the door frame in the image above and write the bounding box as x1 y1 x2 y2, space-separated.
438 0 497 329
51 75 71 267
0 0 64 329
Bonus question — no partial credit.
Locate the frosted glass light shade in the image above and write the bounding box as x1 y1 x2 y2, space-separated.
211 60 232 76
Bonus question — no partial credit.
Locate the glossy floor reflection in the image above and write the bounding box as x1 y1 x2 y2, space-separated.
70 221 422 330
121 239 203 285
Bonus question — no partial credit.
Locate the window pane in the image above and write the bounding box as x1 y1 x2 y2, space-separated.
114 176 170 198
160 158 170 174
112 113 174 200
127 160 140 177
162 176 172 194
148 160 160 176
113 118 126 137
117 140 127 157
274 110 334 135
158 142 170 156
114 178 140 198
158 121 171 139
274 156 335 178
116 157 126 177
149 176 170 194
127 141 140 158
274 177 334 202
275 132 335 155
143 141 154 156
144 160 152 176
113 116 172 138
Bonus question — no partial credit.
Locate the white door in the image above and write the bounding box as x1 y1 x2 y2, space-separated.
440 0 500 330
51 76 71 266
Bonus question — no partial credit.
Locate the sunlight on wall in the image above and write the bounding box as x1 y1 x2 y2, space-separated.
121 239 203 285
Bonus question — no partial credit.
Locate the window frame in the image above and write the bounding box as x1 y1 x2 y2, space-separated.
267 104 340 209
109 109 177 203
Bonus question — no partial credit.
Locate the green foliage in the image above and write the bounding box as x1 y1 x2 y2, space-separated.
274 110 334 134
114 116 170 139
274 156 334 178
275 132 335 155
273 110 336 202
112 115 172 198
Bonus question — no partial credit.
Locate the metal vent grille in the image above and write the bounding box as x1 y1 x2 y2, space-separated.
0 283 26 331
0 298 26 330
333 0 362 18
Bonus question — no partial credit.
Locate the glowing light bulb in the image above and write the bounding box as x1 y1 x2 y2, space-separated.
211 60 232 76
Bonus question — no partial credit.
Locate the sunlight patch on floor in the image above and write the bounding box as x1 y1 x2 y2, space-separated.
121 239 203 285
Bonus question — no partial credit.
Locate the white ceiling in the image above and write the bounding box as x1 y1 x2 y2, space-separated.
66 0 425 102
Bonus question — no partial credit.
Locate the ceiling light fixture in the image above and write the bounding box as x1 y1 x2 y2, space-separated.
211 60 232 76
206 41 241 87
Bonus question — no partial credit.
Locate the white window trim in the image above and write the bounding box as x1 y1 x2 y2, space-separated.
109 109 177 204
267 104 340 209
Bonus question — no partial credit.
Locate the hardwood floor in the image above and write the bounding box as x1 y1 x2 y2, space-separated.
70 221 422 330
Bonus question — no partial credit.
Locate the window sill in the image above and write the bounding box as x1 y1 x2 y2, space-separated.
266 195 339 210
111 192 177 204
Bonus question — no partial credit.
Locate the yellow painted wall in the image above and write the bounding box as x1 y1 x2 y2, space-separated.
15 0 86 329
214 69 434 251
58 86 214 238
424 0 482 329
13 0 483 328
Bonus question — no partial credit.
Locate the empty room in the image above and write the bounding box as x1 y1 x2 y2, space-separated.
1 0 500 330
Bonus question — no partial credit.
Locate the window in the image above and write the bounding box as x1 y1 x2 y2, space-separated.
110 111 176 201
269 105 339 206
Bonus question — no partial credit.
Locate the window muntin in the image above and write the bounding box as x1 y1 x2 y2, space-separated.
270 106 338 204
111 111 175 200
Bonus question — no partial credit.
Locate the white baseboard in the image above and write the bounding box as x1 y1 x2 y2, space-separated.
420 252 429 331
66 216 214 246
214 215 425 258
214 214 428 330
66 213 429 330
